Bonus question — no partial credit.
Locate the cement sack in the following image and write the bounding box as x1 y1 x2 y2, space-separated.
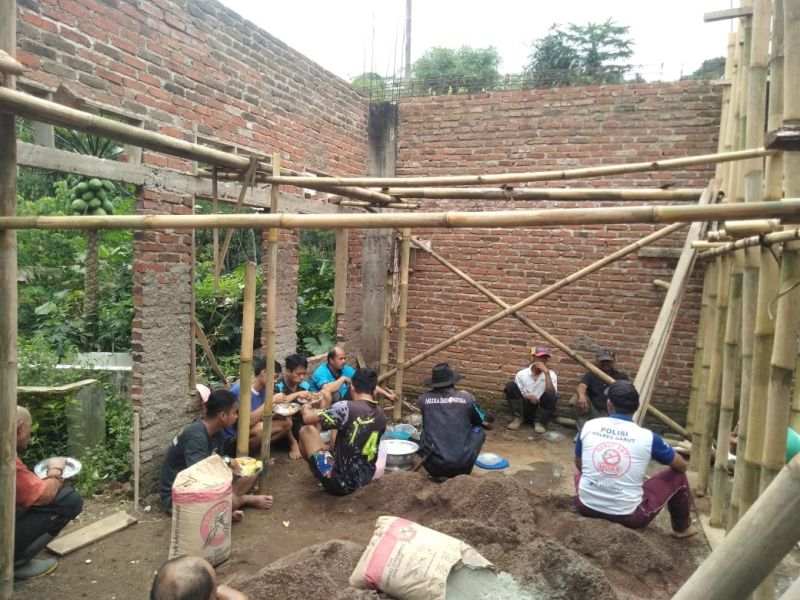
169 454 233 566
350 516 493 600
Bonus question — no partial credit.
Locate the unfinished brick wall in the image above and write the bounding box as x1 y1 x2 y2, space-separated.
16 0 369 489
388 82 721 422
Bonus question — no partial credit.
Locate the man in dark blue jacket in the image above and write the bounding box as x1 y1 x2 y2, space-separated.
417 363 486 479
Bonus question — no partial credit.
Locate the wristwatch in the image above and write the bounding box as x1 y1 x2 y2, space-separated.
222 455 232 466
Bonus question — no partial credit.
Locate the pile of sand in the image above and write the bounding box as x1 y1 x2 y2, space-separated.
229 471 703 599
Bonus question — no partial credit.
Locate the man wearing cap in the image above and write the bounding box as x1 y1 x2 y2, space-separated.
576 348 629 432
417 363 486 479
504 346 558 433
574 381 697 538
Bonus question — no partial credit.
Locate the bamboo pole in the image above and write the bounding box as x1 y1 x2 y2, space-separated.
262 148 773 188
690 260 719 477
0 50 23 76
236 262 257 458
793 353 800 431
379 269 394 377
378 223 686 384
710 252 743 526
5 199 800 232
761 0 799 493
685 292 709 436
699 227 800 258
193 318 228 386
378 187 706 201
672 455 800 600
0 0 17 594
393 229 411 421
716 31 737 186
723 218 780 237
334 228 348 317
212 167 220 291
259 154 280 492
697 255 732 495
338 200 421 210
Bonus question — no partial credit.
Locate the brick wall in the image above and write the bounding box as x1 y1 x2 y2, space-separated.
16 0 369 488
387 82 721 422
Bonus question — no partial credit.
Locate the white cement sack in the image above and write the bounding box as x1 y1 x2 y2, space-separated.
350 516 493 600
168 454 233 566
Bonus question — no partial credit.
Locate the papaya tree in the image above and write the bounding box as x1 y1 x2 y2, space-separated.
56 127 123 346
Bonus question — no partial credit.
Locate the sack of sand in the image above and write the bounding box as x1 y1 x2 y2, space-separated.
350 516 493 600
168 454 233 566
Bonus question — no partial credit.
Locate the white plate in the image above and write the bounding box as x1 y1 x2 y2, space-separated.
34 457 82 479
477 452 505 466
274 403 301 416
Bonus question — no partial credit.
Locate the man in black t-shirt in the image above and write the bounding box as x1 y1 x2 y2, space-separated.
158 389 273 514
298 368 387 496
417 363 486 479
575 348 630 432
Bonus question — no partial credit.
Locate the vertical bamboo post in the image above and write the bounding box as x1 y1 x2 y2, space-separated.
259 154 280 492
379 270 394 377
672 456 800 600
697 255 732 494
334 229 348 322
710 253 743 526
686 267 714 436
133 411 140 511
0 0 17 595
212 167 220 291
793 353 800 431
236 262 257 457
393 229 411 421
690 261 718 478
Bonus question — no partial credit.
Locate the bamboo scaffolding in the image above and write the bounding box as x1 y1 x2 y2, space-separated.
236 262 257 458
672 455 800 600
696 255 732 495
412 233 688 435
379 270 394 377
685 277 710 436
338 200 421 210
0 49 23 76
761 0 798 495
699 227 800 258
393 229 411 421
633 185 714 428
0 0 16 595
334 229 348 317
212 168 220 291
710 252 743 526
378 223 686 385
258 154 280 492
724 218 780 237
262 148 773 188
4 199 800 232
378 187 706 201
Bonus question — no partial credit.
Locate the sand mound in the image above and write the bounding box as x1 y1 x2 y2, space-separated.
231 471 703 599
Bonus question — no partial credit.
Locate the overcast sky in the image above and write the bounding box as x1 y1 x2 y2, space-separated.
217 0 734 82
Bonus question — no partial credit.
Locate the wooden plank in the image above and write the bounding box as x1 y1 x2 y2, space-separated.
17 379 97 395
704 6 754 22
46 511 137 556
634 184 716 425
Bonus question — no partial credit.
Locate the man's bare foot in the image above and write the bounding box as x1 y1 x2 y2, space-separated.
671 526 698 539
241 494 273 510
231 510 244 522
289 444 302 460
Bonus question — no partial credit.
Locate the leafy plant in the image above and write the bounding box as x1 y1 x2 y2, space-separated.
296 230 336 356
412 46 502 95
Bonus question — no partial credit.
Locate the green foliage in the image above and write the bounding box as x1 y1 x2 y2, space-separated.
352 72 386 92
524 19 634 88
684 57 726 80
55 127 124 160
297 230 336 356
412 46 502 95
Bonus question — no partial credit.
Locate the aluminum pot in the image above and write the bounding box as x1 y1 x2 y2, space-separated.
381 439 419 471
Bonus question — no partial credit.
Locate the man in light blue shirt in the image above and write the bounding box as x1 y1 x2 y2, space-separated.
310 346 398 405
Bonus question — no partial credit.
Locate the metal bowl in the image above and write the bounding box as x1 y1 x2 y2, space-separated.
381 439 419 471
34 457 82 479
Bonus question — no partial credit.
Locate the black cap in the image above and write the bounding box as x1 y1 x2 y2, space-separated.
606 380 639 414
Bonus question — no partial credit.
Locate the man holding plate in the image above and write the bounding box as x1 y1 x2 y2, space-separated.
14 406 84 580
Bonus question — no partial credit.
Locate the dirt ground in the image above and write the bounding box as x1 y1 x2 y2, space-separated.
16 421 791 599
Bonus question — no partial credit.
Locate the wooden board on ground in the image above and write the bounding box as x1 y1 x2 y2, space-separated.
47 511 138 556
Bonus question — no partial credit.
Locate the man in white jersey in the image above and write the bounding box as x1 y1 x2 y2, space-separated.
574 380 697 538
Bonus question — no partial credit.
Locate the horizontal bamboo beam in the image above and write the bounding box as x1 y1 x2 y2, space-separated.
0 50 23 76
261 148 773 188
724 218 780 237
380 187 706 201
338 200 421 210
699 227 800 259
704 6 754 22
2 198 800 231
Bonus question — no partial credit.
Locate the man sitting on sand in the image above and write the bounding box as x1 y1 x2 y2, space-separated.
150 555 246 600
159 389 272 515
574 380 697 539
297 368 387 496
225 357 294 457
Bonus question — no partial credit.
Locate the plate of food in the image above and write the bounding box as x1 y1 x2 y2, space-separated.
295 391 324 406
34 457 82 479
234 457 263 476
274 403 301 417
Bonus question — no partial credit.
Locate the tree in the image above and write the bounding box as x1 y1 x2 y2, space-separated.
524 19 634 88
684 57 726 80
412 46 501 95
